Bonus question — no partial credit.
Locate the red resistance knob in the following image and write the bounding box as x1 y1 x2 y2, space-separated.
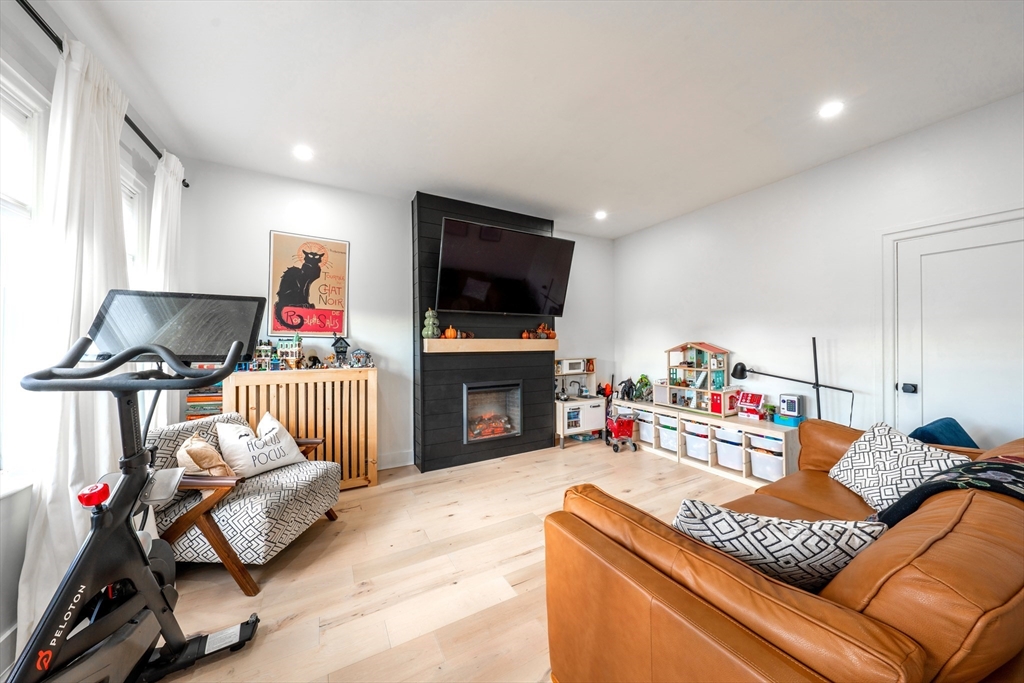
78 483 110 508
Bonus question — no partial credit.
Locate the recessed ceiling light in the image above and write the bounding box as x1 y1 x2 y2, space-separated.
594 210 607 220
292 144 314 161
818 101 844 119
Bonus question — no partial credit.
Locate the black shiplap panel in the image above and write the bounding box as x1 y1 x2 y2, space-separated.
419 436 556 472
416 194 553 234
422 351 551 371
421 365 552 385
412 192 556 471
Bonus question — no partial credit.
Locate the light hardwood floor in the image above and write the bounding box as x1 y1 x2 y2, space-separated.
166 441 754 683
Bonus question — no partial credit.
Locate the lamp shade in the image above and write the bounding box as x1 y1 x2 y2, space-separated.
731 362 748 380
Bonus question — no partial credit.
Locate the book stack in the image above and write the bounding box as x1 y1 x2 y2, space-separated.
185 363 223 420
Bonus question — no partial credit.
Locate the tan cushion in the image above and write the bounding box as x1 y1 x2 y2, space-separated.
563 484 925 683
820 490 1024 682
756 470 876 521
175 433 235 477
725 493 840 522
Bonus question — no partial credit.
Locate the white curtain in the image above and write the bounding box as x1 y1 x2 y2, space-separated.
17 40 130 648
144 153 186 428
147 153 184 292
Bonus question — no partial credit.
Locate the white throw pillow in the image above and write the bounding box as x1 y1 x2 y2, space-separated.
673 499 887 591
829 422 970 512
215 413 306 478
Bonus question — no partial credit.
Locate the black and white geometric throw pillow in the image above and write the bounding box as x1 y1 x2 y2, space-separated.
672 499 887 591
829 422 970 512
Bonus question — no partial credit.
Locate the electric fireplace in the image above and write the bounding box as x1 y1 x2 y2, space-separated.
463 381 522 444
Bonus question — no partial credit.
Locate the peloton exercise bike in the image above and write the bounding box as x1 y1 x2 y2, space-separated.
9 290 267 683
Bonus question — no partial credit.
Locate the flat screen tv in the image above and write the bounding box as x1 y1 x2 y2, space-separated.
435 218 575 316
88 290 267 362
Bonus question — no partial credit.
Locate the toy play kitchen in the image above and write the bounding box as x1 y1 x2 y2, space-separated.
554 357 606 448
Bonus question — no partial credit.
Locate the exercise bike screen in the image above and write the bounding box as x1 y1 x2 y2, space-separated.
88 290 267 363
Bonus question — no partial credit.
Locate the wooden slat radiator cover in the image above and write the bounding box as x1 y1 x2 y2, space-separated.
222 368 378 490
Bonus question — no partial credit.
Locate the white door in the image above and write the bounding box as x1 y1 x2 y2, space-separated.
895 218 1024 449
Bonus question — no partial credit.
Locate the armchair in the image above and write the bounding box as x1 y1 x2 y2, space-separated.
147 413 341 595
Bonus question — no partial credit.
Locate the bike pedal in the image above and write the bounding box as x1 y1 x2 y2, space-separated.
201 613 260 656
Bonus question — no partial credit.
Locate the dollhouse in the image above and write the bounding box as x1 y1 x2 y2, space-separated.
653 342 741 417
278 334 304 369
251 341 275 371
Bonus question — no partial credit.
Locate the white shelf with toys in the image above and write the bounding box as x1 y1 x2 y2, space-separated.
615 341 800 487
613 397 799 487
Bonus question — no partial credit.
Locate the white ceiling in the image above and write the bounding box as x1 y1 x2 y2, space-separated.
50 0 1024 238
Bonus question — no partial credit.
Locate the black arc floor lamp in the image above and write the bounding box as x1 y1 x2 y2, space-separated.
730 337 855 424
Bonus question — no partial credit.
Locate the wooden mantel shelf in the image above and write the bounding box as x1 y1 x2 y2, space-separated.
423 338 559 354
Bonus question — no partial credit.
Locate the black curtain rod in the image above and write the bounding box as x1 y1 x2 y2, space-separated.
16 0 189 188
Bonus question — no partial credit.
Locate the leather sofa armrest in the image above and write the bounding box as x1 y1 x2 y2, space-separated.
797 419 864 471
559 484 926 683
546 512 830 683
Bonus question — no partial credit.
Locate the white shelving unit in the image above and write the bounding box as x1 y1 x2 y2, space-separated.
612 397 800 487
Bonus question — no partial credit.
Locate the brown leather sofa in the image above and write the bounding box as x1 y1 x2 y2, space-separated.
545 419 1024 683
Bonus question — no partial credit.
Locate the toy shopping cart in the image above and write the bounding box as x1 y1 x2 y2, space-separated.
606 410 638 453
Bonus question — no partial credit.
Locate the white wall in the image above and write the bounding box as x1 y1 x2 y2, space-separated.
553 230 616 387
179 160 415 469
613 94 1024 428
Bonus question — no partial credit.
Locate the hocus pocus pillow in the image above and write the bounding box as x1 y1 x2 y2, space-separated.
215 413 306 477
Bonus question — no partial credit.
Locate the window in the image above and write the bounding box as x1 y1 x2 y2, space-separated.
0 92 37 217
121 174 143 287
0 62 48 471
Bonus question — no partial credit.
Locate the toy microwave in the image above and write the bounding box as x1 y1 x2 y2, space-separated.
562 359 586 374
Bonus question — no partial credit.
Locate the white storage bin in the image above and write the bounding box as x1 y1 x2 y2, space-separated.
639 421 655 444
749 434 784 453
714 440 744 470
635 409 654 423
684 433 710 461
714 427 743 445
682 420 709 437
656 414 678 428
658 425 678 452
616 404 635 416
750 449 785 481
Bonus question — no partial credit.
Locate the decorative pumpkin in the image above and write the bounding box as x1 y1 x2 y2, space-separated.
537 331 547 339
522 330 530 339
529 331 538 339
422 308 441 338
547 330 556 339
444 325 458 339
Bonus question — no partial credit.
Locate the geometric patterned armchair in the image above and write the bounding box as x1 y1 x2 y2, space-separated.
145 412 341 595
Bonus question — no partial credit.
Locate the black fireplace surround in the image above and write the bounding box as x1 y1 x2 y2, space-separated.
412 193 556 472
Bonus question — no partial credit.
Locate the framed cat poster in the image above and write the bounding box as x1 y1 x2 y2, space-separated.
268 231 349 337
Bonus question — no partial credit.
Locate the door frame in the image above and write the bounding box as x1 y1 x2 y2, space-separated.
881 207 1024 426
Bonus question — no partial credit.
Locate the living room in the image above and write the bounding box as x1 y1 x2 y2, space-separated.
0 2 1022 682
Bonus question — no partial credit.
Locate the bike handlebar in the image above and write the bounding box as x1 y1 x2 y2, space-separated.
21 337 243 393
